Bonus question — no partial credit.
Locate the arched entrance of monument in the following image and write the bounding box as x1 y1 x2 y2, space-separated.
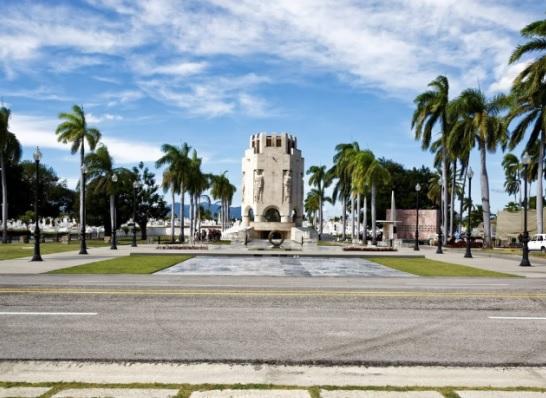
248 208 255 222
263 207 281 222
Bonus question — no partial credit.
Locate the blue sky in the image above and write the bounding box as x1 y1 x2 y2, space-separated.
1 0 543 216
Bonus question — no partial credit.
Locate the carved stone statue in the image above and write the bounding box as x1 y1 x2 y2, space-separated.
254 170 264 203
283 170 292 203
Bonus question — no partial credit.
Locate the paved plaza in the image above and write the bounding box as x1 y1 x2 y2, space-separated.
156 255 413 277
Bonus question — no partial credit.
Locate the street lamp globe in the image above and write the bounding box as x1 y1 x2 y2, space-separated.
81 164 88 174
112 174 118 183
133 180 140 189
468 166 474 179
33 146 42 162
415 183 421 192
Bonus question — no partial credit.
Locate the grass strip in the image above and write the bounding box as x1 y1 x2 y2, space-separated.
48 255 191 274
0 241 108 261
369 257 517 277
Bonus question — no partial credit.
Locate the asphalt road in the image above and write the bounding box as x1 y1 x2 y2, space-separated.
0 275 545 366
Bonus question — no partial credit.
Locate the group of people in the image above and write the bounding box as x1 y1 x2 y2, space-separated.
194 228 222 242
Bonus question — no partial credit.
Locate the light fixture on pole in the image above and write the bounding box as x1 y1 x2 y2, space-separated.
31 146 43 262
79 163 88 255
132 180 140 248
110 173 118 250
520 153 532 267
464 167 474 258
414 183 421 251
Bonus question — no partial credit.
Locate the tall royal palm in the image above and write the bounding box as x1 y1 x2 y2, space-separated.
450 89 508 247
508 18 546 233
156 143 191 242
85 145 129 243
56 105 101 254
307 165 332 239
364 159 391 245
412 75 451 243
332 142 360 241
0 107 22 243
502 153 523 204
210 172 236 231
351 149 375 244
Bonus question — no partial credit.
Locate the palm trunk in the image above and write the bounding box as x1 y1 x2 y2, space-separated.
460 166 467 234
363 195 367 245
537 132 544 234
318 196 323 239
170 186 175 243
109 194 115 241
450 160 456 238
189 195 194 243
356 193 361 243
442 147 448 244
479 142 492 248
80 139 85 243
180 185 185 242
371 184 377 245
351 194 355 242
1 153 7 243
341 196 347 241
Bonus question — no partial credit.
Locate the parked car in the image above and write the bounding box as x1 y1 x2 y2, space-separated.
527 234 546 252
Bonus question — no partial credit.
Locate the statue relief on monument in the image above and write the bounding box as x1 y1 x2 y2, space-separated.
254 169 264 203
283 170 292 203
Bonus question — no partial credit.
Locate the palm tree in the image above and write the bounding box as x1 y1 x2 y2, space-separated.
186 150 209 242
84 144 130 242
306 165 332 239
331 142 360 241
350 149 375 244
156 143 191 242
449 89 509 247
502 153 523 203
412 75 451 243
304 189 321 227
160 169 178 242
363 159 391 245
0 107 22 243
210 172 236 231
56 105 101 253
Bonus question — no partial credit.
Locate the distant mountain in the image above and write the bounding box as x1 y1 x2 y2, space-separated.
169 203 241 219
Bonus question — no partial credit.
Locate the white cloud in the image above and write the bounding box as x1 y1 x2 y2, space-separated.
11 113 161 164
489 61 529 93
87 112 124 124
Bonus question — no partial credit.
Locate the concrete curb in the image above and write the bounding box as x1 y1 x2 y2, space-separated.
1 361 546 388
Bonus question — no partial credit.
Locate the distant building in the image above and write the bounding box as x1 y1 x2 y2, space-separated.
241 133 304 239
386 209 438 240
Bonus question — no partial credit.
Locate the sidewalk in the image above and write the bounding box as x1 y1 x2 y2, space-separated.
419 246 546 278
0 245 128 274
1 361 546 397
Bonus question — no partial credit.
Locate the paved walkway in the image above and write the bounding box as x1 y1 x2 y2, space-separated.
0 245 127 274
157 256 414 277
421 246 546 278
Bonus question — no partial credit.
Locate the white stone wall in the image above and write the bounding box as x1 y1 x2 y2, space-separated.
241 132 304 230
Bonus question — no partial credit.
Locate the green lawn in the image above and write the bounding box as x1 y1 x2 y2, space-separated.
369 257 517 277
48 255 192 274
0 241 108 261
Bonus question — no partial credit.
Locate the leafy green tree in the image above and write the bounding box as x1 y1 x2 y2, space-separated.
56 105 101 243
502 153 522 204
132 162 168 240
210 172 236 231
0 107 22 243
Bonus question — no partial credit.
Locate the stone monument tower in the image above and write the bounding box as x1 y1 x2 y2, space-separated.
241 132 304 239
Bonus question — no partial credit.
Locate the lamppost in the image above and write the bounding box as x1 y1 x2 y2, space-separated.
414 183 421 251
465 167 474 258
110 174 118 250
132 180 140 248
79 164 88 255
520 153 532 267
31 147 43 262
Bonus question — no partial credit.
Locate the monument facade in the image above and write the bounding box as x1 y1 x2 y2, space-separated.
241 133 304 239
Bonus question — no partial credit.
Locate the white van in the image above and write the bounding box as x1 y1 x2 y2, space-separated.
527 234 546 252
